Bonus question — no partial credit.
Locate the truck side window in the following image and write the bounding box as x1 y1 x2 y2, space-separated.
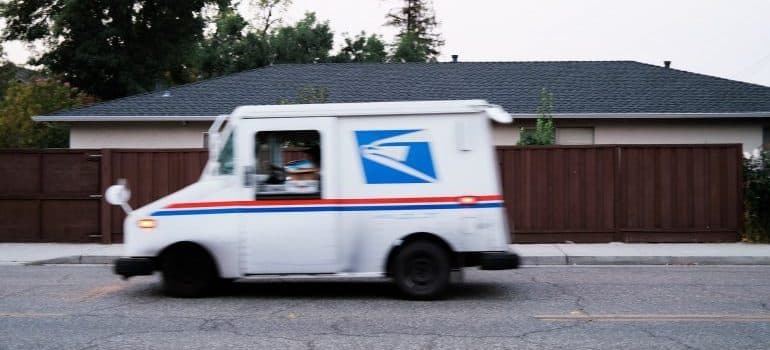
218 133 234 175
255 130 321 198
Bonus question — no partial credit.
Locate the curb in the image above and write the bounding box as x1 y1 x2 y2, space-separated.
21 255 770 266
25 256 116 266
520 256 770 266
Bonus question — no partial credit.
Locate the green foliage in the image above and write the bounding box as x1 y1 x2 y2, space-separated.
518 89 555 146
197 8 272 79
0 0 228 100
279 85 328 104
0 79 96 148
1 0 442 105
271 12 334 64
332 32 388 63
197 11 334 79
385 0 444 62
391 31 434 63
0 63 37 99
743 150 770 242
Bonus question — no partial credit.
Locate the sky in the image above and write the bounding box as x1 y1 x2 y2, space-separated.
4 0 770 87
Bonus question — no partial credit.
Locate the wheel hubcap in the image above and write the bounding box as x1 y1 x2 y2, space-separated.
168 256 200 286
407 256 437 287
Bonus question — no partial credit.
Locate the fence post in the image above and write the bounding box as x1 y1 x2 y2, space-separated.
735 145 744 238
613 146 624 242
37 152 44 241
99 149 112 244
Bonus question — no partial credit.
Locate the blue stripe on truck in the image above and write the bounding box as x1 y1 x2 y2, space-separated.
151 202 503 216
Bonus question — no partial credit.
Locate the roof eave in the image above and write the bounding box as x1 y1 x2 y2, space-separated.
510 112 770 119
33 111 770 122
32 115 217 122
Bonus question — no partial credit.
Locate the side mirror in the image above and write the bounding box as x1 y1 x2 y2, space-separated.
483 105 513 123
105 179 133 214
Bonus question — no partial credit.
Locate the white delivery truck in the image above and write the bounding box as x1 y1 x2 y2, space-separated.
109 100 519 299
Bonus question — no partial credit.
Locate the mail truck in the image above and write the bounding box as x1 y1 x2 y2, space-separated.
109 100 519 299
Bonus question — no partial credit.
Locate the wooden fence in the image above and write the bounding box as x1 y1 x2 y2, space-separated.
103 149 209 243
0 150 101 242
497 144 743 243
0 145 743 243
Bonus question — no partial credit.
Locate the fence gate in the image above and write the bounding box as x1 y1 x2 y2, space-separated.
0 150 102 242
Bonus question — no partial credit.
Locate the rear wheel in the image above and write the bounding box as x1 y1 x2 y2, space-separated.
393 241 451 300
160 245 218 298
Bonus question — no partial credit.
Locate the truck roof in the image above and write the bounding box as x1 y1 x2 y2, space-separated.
230 100 513 123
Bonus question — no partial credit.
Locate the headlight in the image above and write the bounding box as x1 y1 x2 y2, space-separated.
138 219 157 230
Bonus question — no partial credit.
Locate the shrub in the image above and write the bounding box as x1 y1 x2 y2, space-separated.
743 149 770 242
518 88 554 146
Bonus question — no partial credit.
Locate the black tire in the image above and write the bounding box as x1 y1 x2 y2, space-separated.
160 245 219 298
393 241 451 300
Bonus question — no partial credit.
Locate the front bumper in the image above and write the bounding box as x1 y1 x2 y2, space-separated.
114 257 155 278
479 251 520 270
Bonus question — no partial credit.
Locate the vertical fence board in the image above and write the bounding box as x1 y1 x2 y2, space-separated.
100 150 112 243
708 148 724 230
692 148 706 229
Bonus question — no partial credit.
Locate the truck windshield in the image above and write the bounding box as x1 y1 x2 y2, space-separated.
217 133 234 175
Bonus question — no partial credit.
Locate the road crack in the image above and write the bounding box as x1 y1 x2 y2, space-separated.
531 275 587 314
640 328 700 350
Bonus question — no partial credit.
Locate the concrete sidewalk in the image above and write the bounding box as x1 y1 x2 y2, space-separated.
0 243 123 265
2 242 770 266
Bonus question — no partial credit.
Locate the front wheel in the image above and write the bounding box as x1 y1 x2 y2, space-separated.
160 245 218 298
393 241 451 300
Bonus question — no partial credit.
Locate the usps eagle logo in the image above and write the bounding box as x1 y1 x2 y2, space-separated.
354 129 438 184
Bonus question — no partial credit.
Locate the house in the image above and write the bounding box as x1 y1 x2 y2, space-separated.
34 61 770 152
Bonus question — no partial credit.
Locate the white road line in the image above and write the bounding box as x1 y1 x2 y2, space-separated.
534 314 770 321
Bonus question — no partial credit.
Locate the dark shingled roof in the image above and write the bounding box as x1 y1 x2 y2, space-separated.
49 61 770 117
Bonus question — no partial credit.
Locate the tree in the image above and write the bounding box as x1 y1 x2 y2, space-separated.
0 62 37 99
197 11 334 79
331 32 388 63
518 89 555 146
385 0 444 62
391 31 433 63
250 0 293 37
0 79 96 148
272 12 334 64
0 0 229 100
197 7 272 79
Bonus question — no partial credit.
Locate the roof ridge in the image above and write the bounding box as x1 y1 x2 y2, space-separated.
267 60 640 67
629 61 770 89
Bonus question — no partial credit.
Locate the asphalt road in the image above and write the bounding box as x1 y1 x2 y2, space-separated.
1 265 769 350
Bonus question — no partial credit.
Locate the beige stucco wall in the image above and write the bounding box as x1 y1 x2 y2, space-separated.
70 119 766 151
70 122 211 149
492 124 523 146
594 121 763 151
493 119 767 152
